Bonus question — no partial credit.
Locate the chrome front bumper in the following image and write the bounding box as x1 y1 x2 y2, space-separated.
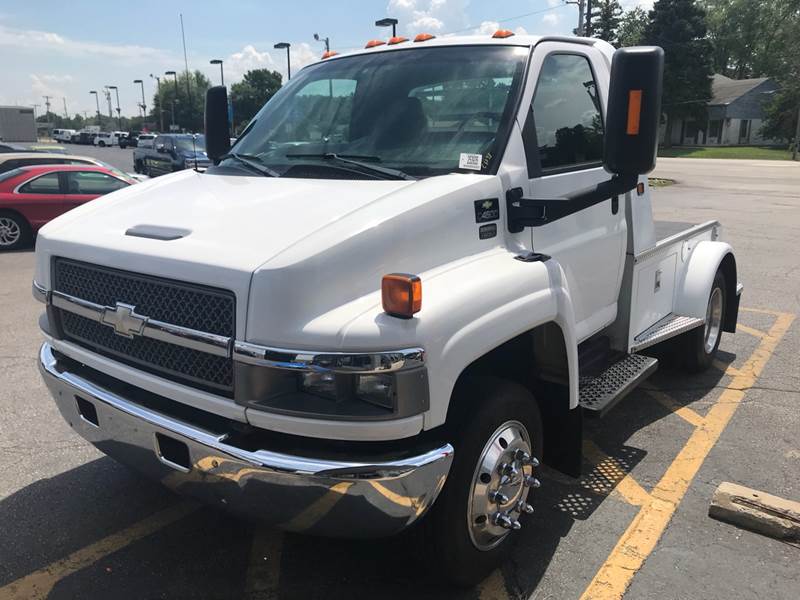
39 342 453 537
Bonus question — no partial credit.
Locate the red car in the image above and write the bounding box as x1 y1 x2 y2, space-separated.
0 164 135 250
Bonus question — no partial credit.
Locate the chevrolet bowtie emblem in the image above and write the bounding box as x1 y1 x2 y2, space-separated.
482 200 493 210
100 302 148 338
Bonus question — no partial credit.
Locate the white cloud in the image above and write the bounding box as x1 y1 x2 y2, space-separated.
387 0 469 35
542 13 560 27
0 23 172 65
224 42 318 84
474 20 500 35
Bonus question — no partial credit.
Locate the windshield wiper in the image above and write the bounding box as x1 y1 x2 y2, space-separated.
285 153 414 181
219 152 280 178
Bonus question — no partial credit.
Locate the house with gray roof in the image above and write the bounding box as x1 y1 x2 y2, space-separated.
661 74 780 146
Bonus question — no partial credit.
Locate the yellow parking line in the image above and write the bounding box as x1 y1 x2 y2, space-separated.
583 441 651 507
580 311 794 600
736 324 766 339
712 359 742 377
643 389 704 427
281 481 353 531
243 526 283 600
0 502 197 600
477 568 510 600
739 307 783 316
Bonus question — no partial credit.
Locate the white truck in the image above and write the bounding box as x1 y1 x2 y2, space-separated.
33 33 741 585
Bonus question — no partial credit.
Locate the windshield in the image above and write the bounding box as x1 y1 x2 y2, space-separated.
227 45 528 178
176 136 206 152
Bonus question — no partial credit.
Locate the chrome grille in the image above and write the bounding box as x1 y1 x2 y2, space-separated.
53 258 235 395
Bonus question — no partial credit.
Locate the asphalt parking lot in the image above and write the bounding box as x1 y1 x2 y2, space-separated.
1 153 798 599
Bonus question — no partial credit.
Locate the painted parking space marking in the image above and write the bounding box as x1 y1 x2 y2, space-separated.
0 502 198 600
243 526 284 600
579 310 795 600
642 388 704 427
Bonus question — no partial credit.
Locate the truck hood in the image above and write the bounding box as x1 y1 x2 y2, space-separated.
35 168 505 343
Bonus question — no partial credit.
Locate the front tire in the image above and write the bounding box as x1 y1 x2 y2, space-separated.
425 377 543 586
680 269 727 373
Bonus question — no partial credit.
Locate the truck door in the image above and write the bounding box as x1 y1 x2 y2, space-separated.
519 42 626 342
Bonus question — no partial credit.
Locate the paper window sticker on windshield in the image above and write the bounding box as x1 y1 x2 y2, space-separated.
459 153 483 171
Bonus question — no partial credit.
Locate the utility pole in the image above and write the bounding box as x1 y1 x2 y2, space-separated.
565 0 586 36
90 90 101 126
150 74 165 132
103 88 113 120
585 0 593 37
63 97 68 119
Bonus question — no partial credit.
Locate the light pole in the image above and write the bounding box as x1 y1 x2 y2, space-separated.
273 43 291 81
210 59 225 86
89 90 101 126
165 70 179 130
108 85 122 130
564 0 586 36
133 80 147 123
313 32 330 53
149 74 164 132
375 17 398 38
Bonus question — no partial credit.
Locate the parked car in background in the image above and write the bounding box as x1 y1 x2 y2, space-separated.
94 131 126 147
53 129 76 143
134 133 209 176
118 132 139 149
0 143 27 153
0 152 145 182
136 133 156 149
72 131 98 145
0 164 134 250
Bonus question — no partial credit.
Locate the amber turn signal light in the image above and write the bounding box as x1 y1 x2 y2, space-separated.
414 33 436 42
321 50 339 59
365 39 386 48
626 89 642 135
382 274 422 319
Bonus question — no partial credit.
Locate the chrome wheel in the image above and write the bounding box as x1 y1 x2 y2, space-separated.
704 286 723 354
468 420 539 551
0 217 21 248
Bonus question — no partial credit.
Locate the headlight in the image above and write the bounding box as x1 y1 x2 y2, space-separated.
233 350 428 420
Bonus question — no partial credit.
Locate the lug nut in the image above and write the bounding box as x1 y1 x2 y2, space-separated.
513 449 530 462
524 476 541 488
499 462 518 477
489 490 509 504
516 500 534 514
493 512 522 530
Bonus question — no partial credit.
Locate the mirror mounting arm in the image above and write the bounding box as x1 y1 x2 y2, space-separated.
506 173 638 233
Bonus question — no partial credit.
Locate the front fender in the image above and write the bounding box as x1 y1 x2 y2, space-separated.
368 251 578 430
674 240 735 321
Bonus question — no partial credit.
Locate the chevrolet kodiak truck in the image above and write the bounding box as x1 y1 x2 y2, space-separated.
33 33 741 585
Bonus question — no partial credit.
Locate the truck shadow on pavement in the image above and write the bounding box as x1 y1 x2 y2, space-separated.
0 353 734 599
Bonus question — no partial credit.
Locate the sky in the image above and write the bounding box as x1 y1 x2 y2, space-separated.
0 0 653 119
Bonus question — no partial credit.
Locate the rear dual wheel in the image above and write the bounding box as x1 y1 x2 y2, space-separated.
680 269 727 373
425 378 543 586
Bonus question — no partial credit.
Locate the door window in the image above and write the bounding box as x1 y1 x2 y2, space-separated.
528 54 604 172
66 171 128 195
19 172 61 194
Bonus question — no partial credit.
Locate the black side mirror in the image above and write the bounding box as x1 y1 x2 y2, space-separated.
604 46 664 177
205 86 231 164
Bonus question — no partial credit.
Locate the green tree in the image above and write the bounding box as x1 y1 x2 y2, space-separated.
643 0 714 147
230 69 283 133
150 70 211 133
617 6 649 47
703 0 800 78
591 0 624 46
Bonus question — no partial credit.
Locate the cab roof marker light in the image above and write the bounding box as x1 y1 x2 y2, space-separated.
414 33 436 42
321 50 339 59
387 36 409 45
492 29 515 39
365 39 386 48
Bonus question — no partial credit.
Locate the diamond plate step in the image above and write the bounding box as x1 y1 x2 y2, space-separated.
631 314 705 353
579 354 658 417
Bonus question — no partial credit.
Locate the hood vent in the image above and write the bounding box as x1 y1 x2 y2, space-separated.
125 225 192 241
